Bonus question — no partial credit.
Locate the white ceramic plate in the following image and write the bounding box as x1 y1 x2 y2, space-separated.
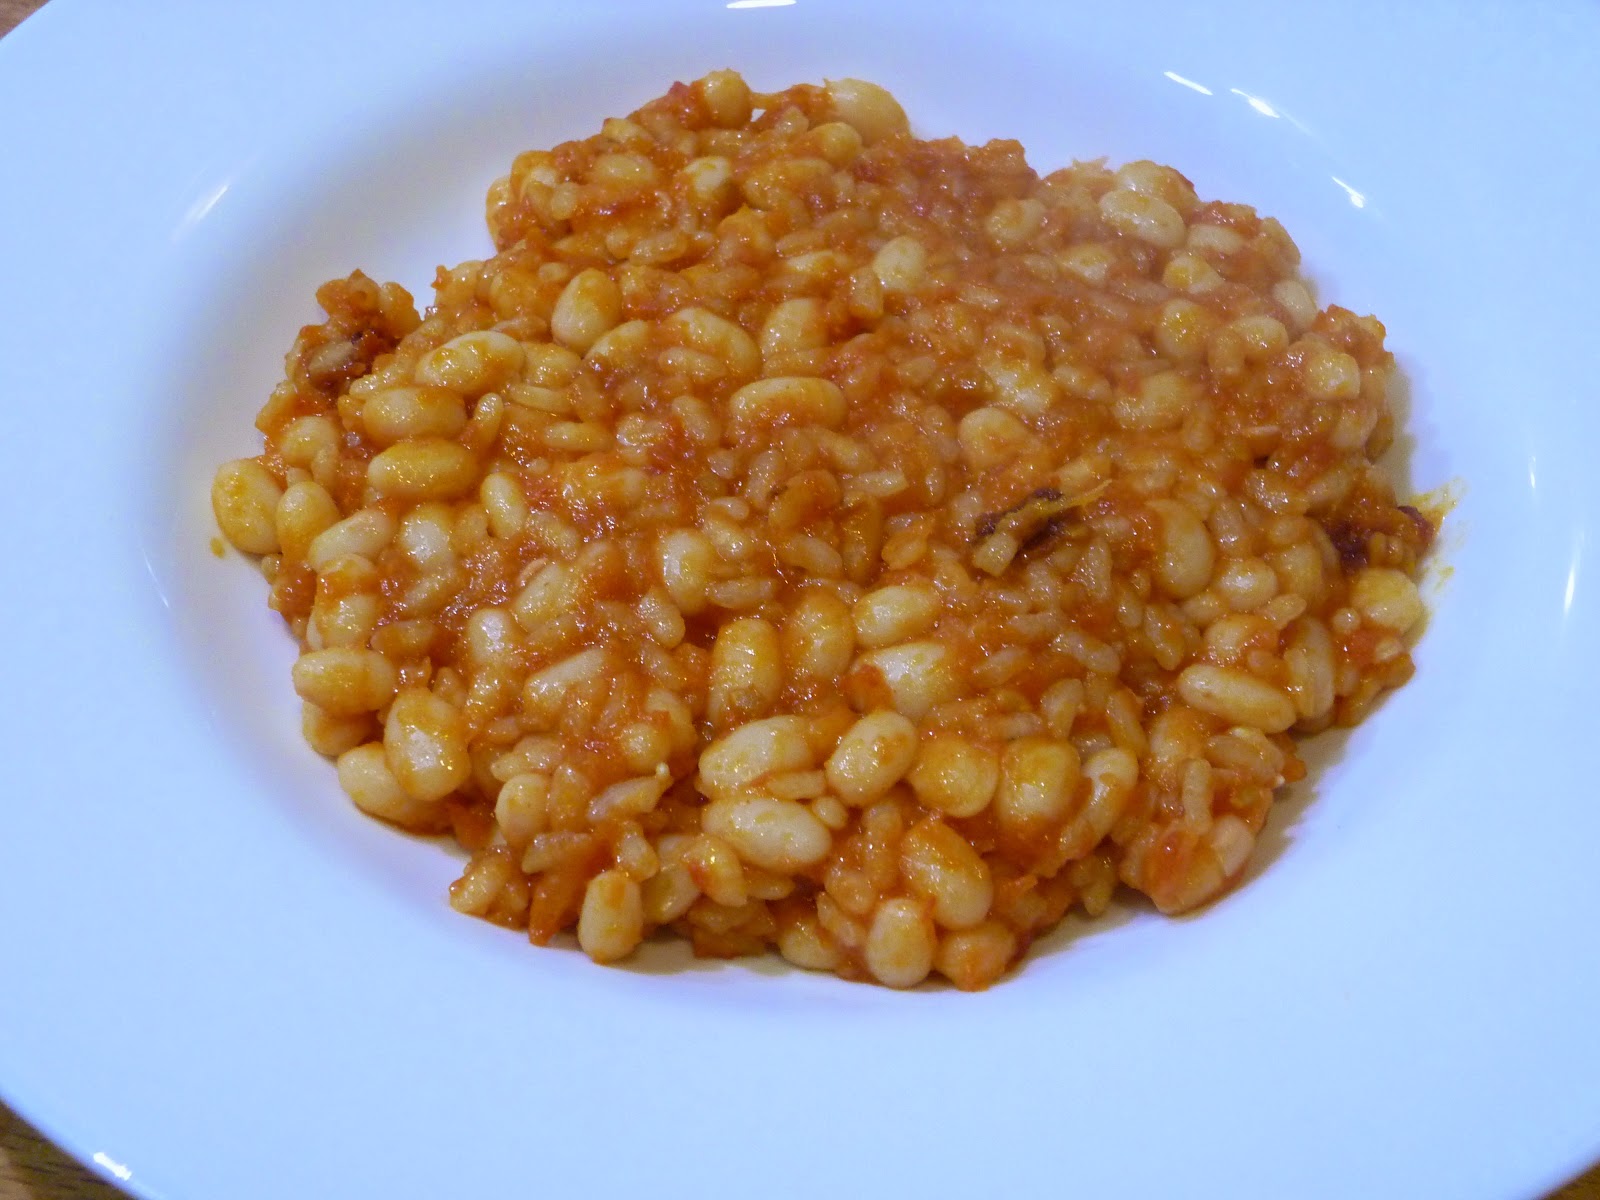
2 2 1597 1197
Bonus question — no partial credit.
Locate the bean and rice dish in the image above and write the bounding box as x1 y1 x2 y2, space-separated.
211 72 1434 988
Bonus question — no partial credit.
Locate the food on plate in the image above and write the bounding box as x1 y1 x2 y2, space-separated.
211 71 1434 988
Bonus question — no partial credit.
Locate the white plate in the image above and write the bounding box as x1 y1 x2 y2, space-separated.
2 2 1597 1197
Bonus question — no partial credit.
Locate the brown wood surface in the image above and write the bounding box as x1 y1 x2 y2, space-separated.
0 0 1594 1196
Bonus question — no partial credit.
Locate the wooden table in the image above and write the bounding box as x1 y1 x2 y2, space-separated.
0 1 1595 1195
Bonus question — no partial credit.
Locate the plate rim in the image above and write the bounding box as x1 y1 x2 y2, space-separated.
3 3 1599 1198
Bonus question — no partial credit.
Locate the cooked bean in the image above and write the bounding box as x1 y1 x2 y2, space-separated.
679 155 737 213
362 386 469 446
1114 371 1197 432
278 415 341 468
1302 342 1362 401
337 742 437 826
663 306 760 381
494 772 550 847
1284 616 1336 721
728 376 846 433
825 78 908 144
291 647 397 716
900 819 994 929
697 69 752 127
657 528 718 615
935 921 1017 990
824 710 918 805
522 648 609 726
872 236 926 292
1351 566 1425 634
698 716 815 803
906 736 1000 818
1099 188 1186 248
853 584 941 648
707 617 782 730
577 871 644 963
212 459 283 555
957 406 1034 472
701 795 832 872
383 687 471 802
302 702 373 758
1149 499 1216 599
783 589 856 679
682 834 748 907
995 738 1081 832
863 897 934 987
1176 664 1297 732
641 862 700 924
415 329 524 396
759 298 828 360
846 641 959 720
551 268 623 351
275 480 340 563
776 908 842 971
305 509 396 571
367 439 479 501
